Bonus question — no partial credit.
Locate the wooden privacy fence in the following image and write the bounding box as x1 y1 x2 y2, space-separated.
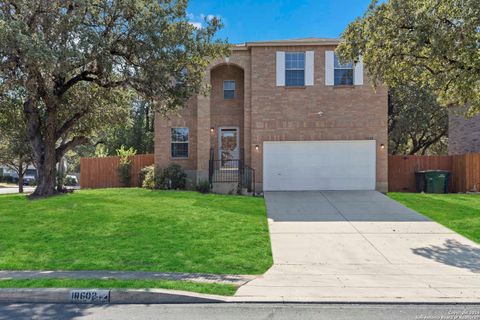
81 153 480 192
80 154 154 189
388 153 480 193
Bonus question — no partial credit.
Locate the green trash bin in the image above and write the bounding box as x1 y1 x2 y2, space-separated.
424 170 451 194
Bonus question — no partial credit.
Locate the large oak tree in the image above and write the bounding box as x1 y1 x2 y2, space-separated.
388 84 448 155
0 0 227 197
337 0 480 114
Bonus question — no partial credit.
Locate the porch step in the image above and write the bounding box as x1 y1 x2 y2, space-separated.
211 182 239 195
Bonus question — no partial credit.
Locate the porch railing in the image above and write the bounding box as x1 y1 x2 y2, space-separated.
241 164 255 194
208 157 255 195
209 159 242 183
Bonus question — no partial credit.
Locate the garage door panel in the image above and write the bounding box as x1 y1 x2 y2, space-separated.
263 141 376 191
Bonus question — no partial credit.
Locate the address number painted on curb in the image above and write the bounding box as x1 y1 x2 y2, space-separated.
70 289 110 304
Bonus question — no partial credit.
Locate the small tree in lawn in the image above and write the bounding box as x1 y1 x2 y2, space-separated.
0 0 228 197
116 146 137 187
0 101 34 193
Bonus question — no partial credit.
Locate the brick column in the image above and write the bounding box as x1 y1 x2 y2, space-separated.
196 71 211 183
243 58 252 167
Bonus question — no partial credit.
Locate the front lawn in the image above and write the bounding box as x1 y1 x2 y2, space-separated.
0 189 272 275
389 193 480 244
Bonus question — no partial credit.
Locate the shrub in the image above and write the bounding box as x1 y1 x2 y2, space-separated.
140 164 187 190
141 165 165 189
138 165 152 187
117 165 131 187
159 163 187 190
116 145 137 187
196 180 211 194
140 165 155 189
153 166 163 188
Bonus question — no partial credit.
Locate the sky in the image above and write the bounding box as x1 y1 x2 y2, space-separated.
187 0 373 44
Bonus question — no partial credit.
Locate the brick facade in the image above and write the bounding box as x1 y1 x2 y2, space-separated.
155 39 388 192
449 112 480 155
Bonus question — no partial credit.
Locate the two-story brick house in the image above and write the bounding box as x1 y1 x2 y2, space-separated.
155 38 388 193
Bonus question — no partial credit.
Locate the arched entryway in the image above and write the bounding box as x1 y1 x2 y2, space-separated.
209 64 245 162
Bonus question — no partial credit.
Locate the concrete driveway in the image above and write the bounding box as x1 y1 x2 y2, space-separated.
235 191 480 302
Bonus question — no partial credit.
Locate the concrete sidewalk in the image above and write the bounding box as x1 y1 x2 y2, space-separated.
0 187 35 195
235 191 480 302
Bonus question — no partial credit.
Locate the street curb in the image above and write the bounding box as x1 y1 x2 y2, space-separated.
1 289 479 305
0 288 228 304
111 289 228 304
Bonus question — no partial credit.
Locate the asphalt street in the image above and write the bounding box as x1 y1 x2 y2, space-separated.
0 303 479 320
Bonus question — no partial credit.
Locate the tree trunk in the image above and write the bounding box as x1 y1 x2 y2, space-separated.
30 141 57 197
24 99 58 198
18 163 24 194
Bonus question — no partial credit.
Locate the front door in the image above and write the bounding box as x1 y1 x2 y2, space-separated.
219 128 240 167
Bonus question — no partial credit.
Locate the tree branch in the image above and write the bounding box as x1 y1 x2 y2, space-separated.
56 69 129 97
55 136 90 162
55 108 90 140
419 129 447 155
55 70 97 96
2 161 21 174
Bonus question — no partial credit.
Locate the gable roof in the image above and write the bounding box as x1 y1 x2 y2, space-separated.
234 37 341 49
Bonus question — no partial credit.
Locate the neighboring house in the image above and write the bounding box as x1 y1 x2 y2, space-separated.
448 112 480 155
0 165 37 179
155 38 388 193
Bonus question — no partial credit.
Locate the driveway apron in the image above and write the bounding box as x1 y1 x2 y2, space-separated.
235 191 480 302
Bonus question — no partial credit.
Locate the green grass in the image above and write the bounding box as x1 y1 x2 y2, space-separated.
0 189 272 275
0 279 236 296
389 193 480 244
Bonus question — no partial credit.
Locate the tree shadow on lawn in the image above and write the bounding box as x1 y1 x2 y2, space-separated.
412 239 480 273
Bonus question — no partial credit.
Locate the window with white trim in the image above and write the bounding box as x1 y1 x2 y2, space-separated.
334 53 354 85
223 80 235 99
171 127 189 158
285 52 305 86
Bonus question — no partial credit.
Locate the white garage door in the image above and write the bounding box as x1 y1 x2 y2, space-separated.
263 140 376 191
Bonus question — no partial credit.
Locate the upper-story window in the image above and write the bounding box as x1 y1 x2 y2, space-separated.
334 53 354 86
223 80 235 99
171 127 189 158
285 52 305 87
